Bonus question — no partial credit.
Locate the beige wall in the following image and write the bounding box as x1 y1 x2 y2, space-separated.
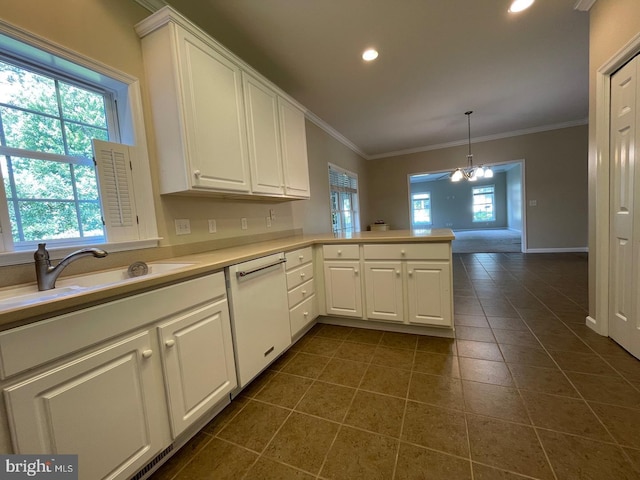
365 126 588 250
588 0 640 320
292 121 368 234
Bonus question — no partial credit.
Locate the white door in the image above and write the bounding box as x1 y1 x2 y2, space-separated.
158 299 237 438
609 57 640 359
324 261 362 317
364 261 404 322
4 331 168 480
243 73 284 195
177 27 251 192
406 261 452 327
279 97 310 198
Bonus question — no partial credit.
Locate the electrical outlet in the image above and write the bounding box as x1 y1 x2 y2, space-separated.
266 216 272 228
241 217 248 230
208 219 217 233
269 209 276 221
529 200 538 207
175 218 191 235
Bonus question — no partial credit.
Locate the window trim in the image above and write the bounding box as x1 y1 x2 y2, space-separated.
0 19 158 265
472 184 496 223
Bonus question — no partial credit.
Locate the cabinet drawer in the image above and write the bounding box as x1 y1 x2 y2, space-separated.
288 278 315 307
286 263 314 289
285 246 313 270
363 243 449 260
290 295 317 337
323 244 359 260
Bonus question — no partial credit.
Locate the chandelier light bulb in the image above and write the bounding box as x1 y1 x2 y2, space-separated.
484 168 494 178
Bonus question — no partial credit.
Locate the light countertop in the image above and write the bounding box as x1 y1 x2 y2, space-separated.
0 229 454 329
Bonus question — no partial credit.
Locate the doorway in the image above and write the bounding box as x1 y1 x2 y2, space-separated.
408 161 526 253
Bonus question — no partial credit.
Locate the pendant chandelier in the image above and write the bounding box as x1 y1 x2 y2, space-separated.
450 111 493 182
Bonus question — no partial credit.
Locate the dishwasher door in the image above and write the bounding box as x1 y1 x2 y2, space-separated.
226 253 290 388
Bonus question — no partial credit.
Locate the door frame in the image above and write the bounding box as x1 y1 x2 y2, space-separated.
592 33 640 337
406 159 527 252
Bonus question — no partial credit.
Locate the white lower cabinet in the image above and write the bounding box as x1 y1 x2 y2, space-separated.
0 272 236 480
364 261 404 322
285 247 317 337
323 260 363 318
4 331 168 480
158 298 236 438
406 261 452 327
323 243 453 328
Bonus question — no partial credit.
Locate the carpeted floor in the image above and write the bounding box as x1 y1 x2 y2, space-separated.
452 229 522 253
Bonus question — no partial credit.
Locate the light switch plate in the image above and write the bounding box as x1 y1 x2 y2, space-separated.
241 218 248 230
208 219 217 233
266 216 272 228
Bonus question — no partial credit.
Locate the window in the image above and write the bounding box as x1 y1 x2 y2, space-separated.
329 164 360 234
472 185 496 222
411 192 431 227
0 59 112 246
0 25 157 262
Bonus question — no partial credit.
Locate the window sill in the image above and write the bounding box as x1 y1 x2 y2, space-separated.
0 238 161 267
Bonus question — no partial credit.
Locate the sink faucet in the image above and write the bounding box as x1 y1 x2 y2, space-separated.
34 243 108 291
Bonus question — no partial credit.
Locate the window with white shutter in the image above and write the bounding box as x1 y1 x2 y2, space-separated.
0 26 157 261
328 163 360 234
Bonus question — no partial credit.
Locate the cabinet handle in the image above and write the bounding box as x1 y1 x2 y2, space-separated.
165 339 176 348
193 169 201 178
142 349 153 359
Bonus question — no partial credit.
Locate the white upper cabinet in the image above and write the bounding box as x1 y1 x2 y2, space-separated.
136 7 310 199
243 73 285 196
279 96 310 198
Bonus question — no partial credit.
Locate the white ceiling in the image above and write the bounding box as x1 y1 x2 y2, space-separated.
140 0 590 159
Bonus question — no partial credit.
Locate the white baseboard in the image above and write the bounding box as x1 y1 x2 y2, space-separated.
525 247 589 253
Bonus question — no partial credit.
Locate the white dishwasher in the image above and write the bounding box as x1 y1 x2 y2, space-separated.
226 253 290 388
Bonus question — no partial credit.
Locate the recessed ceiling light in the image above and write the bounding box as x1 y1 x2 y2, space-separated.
362 49 379 61
508 0 535 13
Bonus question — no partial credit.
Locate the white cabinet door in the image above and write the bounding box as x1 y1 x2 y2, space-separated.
158 299 237 438
175 26 251 192
243 73 284 195
406 261 452 327
4 331 168 480
279 97 310 198
324 261 362 318
364 261 404 322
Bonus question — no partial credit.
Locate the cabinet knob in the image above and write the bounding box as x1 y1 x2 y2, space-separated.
337 250 342 255
193 169 201 178
408 270 413 276
396 270 401 276
165 339 176 348
142 349 153 359
401 250 406 256
354 269 359 275
300 272 306 278
303 311 309 317
302 290 307 295
299 255 304 260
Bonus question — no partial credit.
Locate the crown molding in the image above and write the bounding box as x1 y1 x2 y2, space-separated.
367 118 589 160
133 0 166 13
574 0 597 12
304 111 369 160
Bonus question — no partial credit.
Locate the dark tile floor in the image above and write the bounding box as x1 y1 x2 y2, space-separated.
150 253 640 480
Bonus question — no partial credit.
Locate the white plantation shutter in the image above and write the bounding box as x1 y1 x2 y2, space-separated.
92 139 140 242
